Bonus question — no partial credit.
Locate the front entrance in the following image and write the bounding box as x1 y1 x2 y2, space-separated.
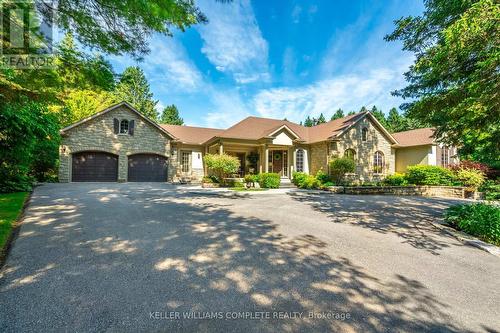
268 150 288 177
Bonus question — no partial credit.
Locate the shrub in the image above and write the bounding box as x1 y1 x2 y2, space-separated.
405 165 456 186
298 175 321 189
455 168 485 191
322 181 335 187
479 180 500 200
292 172 308 186
204 153 240 182
449 160 490 174
445 203 500 245
315 169 330 184
329 157 356 184
383 173 408 186
202 175 219 183
259 173 280 189
244 174 259 184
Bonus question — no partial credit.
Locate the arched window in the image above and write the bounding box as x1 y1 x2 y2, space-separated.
344 149 356 160
362 127 368 141
296 149 304 172
373 151 384 174
120 119 129 134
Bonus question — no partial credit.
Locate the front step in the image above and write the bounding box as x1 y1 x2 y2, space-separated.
280 178 296 188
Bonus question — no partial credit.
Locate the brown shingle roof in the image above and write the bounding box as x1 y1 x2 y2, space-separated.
392 128 436 147
160 124 223 145
306 112 365 143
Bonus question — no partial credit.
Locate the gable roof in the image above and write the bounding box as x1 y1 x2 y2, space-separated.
392 128 436 147
160 124 224 145
60 101 177 139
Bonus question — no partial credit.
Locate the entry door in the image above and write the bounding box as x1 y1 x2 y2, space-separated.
236 153 245 177
272 151 283 175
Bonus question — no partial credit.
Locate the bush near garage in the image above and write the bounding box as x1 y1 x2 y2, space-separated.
445 203 500 245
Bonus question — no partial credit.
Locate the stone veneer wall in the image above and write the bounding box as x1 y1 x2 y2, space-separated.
332 117 395 182
340 186 467 199
59 105 174 182
310 142 328 175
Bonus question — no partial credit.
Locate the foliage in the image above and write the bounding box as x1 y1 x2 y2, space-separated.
329 157 356 184
455 168 485 191
302 114 327 126
299 175 322 189
0 100 60 192
383 173 408 186
292 172 308 186
244 174 260 184
0 192 28 249
259 173 280 189
479 180 500 200
386 0 500 166
303 116 313 127
60 89 117 126
315 169 330 184
202 175 219 184
322 181 335 187
36 0 207 58
405 165 456 186
331 109 345 120
115 66 158 120
449 160 491 174
203 154 240 182
445 203 500 245
160 104 184 125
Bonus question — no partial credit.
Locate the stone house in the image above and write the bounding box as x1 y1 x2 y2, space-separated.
59 102 453 183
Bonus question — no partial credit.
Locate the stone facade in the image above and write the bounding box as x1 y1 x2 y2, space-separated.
332 117 395 182
310 142 328 175
59 105 174 182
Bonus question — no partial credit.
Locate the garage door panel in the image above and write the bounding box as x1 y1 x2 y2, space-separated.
72 152 118 182
128 154 168 182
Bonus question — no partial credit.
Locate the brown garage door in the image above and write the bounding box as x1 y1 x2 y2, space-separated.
128 154 168 182
72 151 118 182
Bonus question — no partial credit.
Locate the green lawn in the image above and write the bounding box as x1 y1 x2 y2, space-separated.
0 192 29 249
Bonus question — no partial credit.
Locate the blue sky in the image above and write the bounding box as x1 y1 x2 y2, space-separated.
109 0 424 128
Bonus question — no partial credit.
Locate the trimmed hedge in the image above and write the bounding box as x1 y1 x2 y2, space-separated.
445 203 500 245
405 165 456 186
383 173 408 186
259 173 280 189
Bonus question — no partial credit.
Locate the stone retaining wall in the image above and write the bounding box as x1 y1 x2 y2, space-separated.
327 185 468 199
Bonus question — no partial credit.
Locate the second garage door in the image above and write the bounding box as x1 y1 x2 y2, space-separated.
72 151 118 182
128 154 168 182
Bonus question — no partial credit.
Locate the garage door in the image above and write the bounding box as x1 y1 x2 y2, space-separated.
72 152 118 182
128 154 168 182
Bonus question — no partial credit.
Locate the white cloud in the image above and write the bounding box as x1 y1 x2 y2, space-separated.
204 90 250 128
197 0 269 84
291 5 302 23
253 67 407 123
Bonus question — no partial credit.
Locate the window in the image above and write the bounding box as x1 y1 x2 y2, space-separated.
181 151 190 173
119 119 129 134
441 146 450 168
296 149 304 172
362 127 368 141
344 149 356 160
373 151 384 174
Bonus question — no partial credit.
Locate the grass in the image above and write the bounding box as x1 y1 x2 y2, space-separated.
229 187 268 192
0 192 29 249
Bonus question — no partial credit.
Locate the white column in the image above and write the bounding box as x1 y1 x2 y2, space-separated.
219 142 224 155
264 146 269 173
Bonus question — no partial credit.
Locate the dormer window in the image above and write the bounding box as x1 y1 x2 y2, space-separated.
120 119 129 134
362 127 368 141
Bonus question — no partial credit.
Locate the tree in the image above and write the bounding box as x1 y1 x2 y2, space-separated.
331 109 345 120
369 106 388 129
36 0 207 58
347 111 356 116
303 116 314 127
61 89 117 126
160 104 184 125
115 66 158 120
316 113 326 125
386 108 404 133
386 0 500 166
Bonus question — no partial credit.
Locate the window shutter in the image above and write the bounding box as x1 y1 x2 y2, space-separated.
113 118 119 134
129 120 135 135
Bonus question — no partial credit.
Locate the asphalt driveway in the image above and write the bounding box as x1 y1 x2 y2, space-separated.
1 183 499 332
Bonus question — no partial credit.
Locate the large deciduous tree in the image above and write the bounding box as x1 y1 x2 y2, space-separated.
36 0 207 58
386 0 500 166
115 66 158 120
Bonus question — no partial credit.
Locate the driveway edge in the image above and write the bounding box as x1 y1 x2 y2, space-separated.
428 221 500 257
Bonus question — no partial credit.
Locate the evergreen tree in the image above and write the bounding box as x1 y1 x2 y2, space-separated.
303 116 313 127
316 113 326 125
160 104 184 125
331 109 345 120
115 66 158 120
370 106 388 129
347 111 356 116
